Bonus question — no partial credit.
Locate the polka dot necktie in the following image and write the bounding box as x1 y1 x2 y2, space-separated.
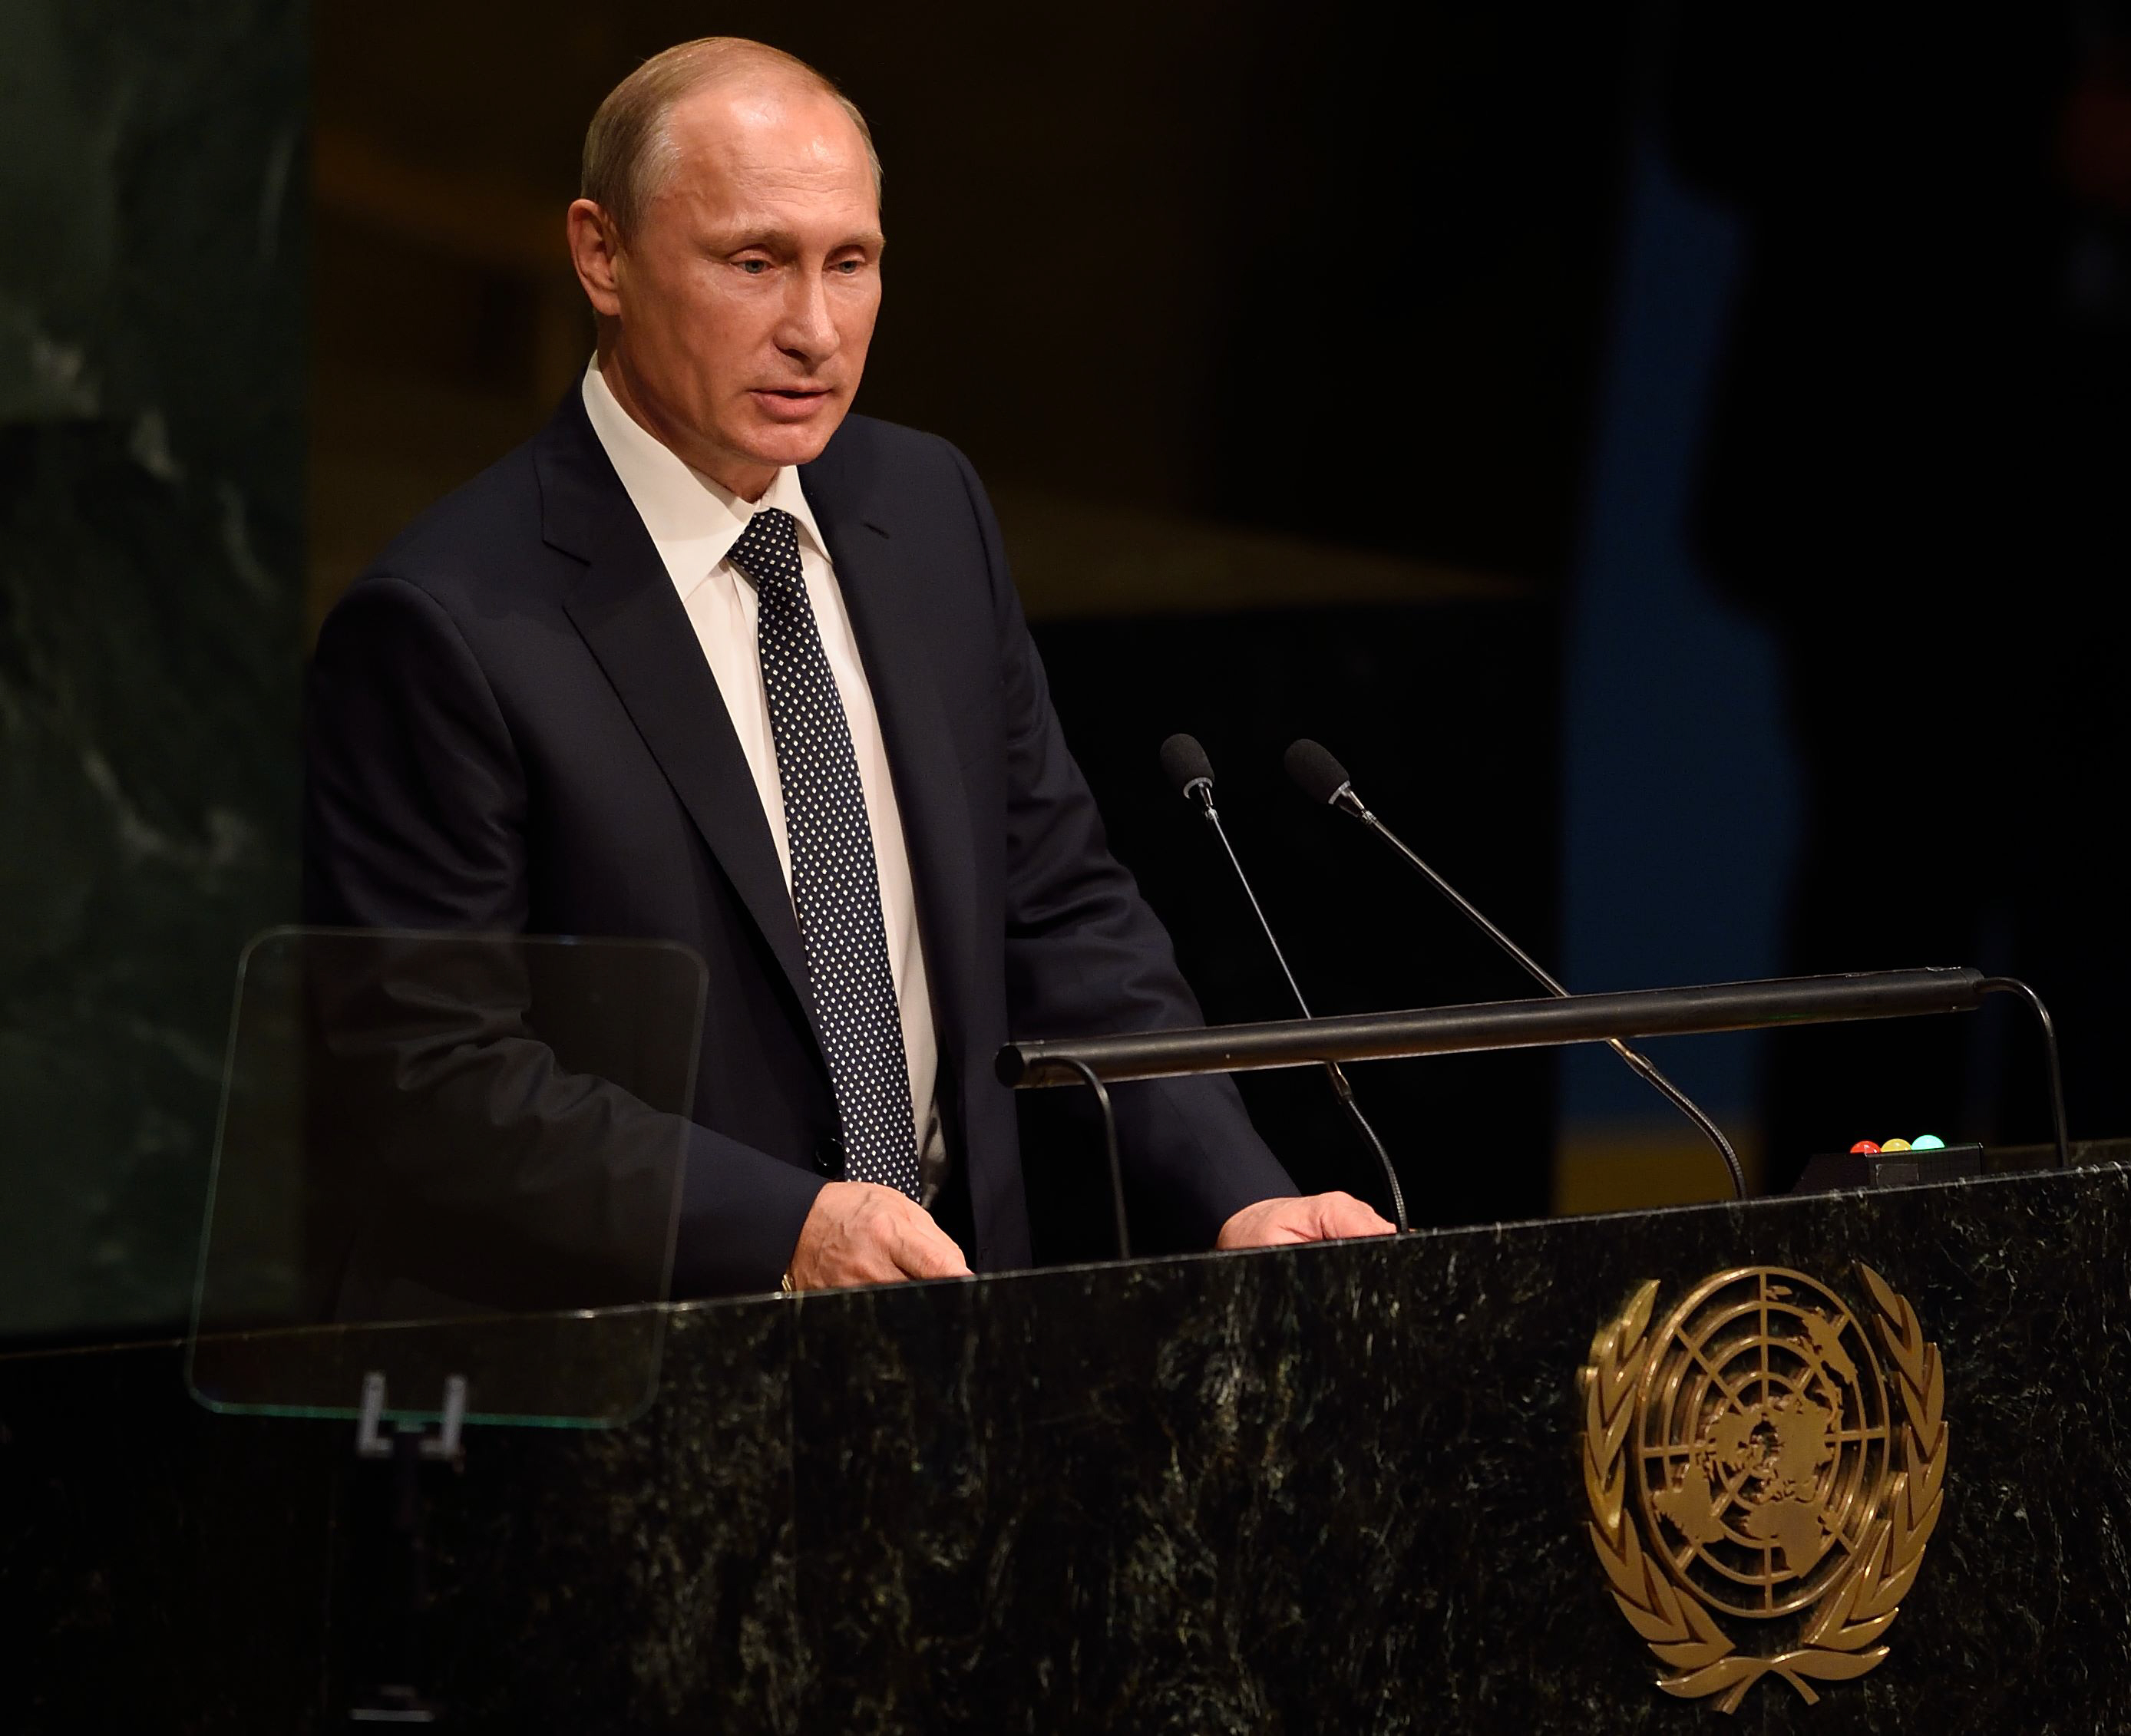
726 507 920 1200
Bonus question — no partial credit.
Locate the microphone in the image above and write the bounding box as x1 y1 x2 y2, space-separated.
1284 738 1746 1200
1158 734 1409 1231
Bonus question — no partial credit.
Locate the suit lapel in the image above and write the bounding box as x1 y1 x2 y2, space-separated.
801 462 983 1076
538 397 821 1049
537 389 983 1104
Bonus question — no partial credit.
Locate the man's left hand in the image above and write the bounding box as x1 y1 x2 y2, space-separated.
1217 1191 1395 1249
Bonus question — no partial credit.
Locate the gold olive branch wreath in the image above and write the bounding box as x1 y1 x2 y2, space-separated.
1579 1264 1948 1715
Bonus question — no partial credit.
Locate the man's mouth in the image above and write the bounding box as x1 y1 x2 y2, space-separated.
749 386 834 422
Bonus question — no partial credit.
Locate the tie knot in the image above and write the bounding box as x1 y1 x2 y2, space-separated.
728 507 804 596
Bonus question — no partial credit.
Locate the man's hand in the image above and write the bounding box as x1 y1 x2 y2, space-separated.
1217 1191 1395 1250
785 1180 973 1291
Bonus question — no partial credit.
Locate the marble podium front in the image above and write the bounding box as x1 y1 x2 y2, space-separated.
5 1154 2129 1734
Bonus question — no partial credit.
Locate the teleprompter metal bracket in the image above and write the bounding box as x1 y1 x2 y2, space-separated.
355 1371 467 1464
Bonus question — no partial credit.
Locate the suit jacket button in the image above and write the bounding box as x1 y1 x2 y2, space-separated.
814 1135 843 1173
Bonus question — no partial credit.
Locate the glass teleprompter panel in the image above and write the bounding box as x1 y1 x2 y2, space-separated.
188 928 705 1428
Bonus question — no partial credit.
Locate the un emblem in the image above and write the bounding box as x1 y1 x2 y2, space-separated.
1580 1265 1948 1714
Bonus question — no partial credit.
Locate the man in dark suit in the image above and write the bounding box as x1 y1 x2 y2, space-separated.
305 36 1389 1298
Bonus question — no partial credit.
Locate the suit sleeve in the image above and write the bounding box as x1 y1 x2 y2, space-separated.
305 573 822 1299
944 454 1301 1246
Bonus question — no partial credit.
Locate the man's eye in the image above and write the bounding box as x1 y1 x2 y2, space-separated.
736 259 769 275
834 259 864 275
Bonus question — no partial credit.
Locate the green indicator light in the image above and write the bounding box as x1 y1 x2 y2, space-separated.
1911 1134 1946 1151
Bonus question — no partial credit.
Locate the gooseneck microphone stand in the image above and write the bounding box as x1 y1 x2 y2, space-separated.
1161 735 1410 1233
1284 739 1747 1200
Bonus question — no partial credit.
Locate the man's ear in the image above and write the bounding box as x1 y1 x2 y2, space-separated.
566 199 624 319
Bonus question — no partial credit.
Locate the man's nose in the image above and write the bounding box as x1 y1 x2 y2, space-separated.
775 268 841 363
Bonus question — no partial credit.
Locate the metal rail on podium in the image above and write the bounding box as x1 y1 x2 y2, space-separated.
997 966 2072 1207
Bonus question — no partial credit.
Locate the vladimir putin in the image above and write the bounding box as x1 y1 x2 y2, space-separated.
304 37 1392 1295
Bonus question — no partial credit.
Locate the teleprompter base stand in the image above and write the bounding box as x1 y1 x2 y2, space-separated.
345 1373 465 1727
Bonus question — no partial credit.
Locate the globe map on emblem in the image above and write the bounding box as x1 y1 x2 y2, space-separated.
1633 1268 1895 1619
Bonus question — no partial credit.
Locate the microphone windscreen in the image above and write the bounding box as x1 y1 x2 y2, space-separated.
1159 733 1215 797
1284 738 1352 805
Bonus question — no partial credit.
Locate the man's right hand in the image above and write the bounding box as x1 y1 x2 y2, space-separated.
785 1180 973 1292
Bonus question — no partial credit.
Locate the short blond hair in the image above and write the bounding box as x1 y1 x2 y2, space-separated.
581 37 883 237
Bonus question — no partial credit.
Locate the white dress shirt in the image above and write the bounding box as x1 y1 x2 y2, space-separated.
580 357 942 1169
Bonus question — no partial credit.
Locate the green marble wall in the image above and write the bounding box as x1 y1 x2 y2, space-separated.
0 0 305 1338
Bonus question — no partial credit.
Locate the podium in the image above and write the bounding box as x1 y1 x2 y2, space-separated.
5 1144 2128 1731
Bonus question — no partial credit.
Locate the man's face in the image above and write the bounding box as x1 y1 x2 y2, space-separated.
581 81 883 493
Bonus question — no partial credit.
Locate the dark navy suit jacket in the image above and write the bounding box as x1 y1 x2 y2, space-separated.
303 388 1297 1296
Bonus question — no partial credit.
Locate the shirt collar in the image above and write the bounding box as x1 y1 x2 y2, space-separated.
580 355 830 598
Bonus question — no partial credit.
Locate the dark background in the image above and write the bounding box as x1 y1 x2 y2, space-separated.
5 0 2128 1332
